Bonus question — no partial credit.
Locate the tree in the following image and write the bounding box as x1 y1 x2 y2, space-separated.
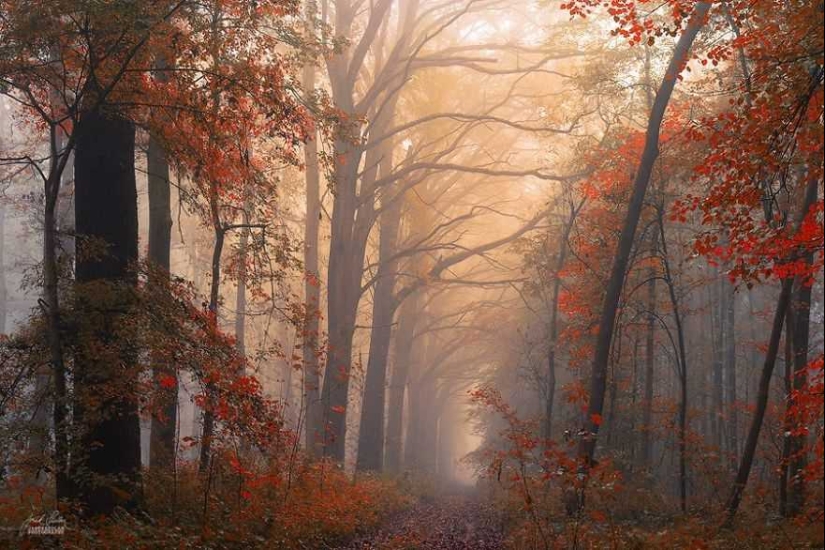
576 1 711 480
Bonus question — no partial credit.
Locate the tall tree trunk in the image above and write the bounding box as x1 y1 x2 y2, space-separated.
147 97 176 471
640 230 658 469
659 216 690 513
199 199 225 474
356 194 401 471
73 108 141 516
235 225 248 356
321 134 363 461
787 184 817 516
301 13 323 456
779 307 794 516
725 175 818 524
545 203 576 441
0 200 6 334
711 272 725 453
578 2 711 475
723 274 738 468
385 291 419 474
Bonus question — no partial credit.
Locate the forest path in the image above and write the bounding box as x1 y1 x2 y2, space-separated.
339 492 506 549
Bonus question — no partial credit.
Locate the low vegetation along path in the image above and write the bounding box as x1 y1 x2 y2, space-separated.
341 493 505 549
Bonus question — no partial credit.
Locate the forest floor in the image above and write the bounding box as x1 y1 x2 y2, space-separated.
338 492 506 549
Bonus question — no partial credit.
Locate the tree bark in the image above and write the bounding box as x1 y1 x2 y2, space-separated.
786 184 817 516
356 191 401 471
640 230 657 469
779 306 794 516
73 107 141 516
659 216 689 513
199 202 225 474
545 202 576 441
385 291 419 474
301 3 323 456
723 274 738 468
147 93 176 471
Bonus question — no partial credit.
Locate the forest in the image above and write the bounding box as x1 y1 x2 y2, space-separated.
0 0 822 548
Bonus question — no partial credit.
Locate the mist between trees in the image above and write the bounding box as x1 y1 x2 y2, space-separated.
0 0 822 548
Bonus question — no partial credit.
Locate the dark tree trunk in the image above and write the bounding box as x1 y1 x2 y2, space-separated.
321 134 364 461
726 278 793 523
578 2 711 475
73 108 141 516
147 116 176 471
787 184 816 516
199 206 225 474
725 176 818 524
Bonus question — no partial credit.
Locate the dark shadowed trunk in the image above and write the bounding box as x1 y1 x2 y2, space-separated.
725 175 818 524
73 107 141 516
320 118 366 461
147 101 176 471
787 184 816 516
199 188 225 474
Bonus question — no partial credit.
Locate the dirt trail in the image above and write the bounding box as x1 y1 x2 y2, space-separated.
339 493 506 549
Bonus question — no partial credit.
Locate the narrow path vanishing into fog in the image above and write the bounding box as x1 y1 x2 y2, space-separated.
339 493 505 550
